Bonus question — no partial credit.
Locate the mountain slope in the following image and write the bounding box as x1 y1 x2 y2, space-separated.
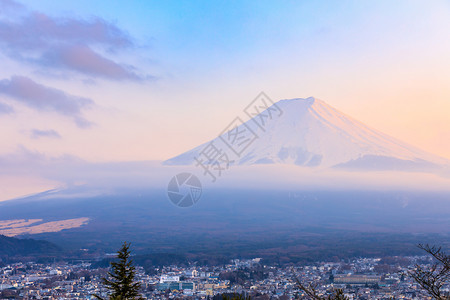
0 234 61 257
165 97 448 171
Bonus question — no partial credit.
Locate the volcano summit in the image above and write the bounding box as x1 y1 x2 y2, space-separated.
165 97 448 172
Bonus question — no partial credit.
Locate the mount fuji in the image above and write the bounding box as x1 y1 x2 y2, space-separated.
1 97 450 254
165 97 448 172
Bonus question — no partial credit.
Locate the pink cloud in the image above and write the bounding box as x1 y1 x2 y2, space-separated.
0 76 93 127
43 45 141 81
0 7 150 81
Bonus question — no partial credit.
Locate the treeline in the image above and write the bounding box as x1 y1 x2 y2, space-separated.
0 234 62 263
219 266 269 285
91 252 232 274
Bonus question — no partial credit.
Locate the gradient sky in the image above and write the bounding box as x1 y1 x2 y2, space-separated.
1 0 449 167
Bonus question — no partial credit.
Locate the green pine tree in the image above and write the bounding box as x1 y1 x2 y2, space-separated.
94 242 143 300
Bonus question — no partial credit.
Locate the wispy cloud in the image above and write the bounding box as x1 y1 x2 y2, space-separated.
0 3 149 81
41 45 141 81
0 101 14 114
0 76 93 128
29 129 62 139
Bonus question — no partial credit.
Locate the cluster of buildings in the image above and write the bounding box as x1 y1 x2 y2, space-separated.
0 255 448 299
0 262 97 298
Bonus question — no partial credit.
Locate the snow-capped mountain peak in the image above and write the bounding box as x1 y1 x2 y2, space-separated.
165 97 448 172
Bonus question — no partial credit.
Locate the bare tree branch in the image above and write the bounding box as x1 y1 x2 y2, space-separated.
409 244 450 300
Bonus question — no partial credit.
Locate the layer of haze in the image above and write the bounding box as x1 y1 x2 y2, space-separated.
2 159 450 202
